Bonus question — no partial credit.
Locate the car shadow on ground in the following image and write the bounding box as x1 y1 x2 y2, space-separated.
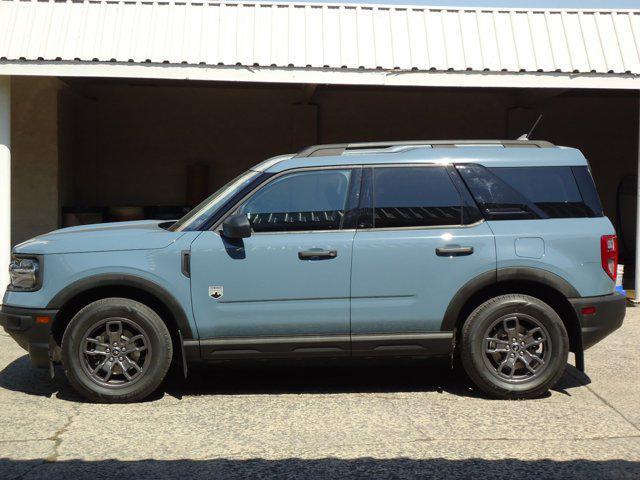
1 457 638 480
0 354 590 403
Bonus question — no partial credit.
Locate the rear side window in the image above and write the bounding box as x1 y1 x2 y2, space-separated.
456 164 604 220
371 166 464 228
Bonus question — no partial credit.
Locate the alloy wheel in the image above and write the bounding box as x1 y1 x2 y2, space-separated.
482 314 551 383
79 317 151 388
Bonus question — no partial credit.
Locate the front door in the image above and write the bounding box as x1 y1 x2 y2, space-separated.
190 167 361 359
350 165 496 356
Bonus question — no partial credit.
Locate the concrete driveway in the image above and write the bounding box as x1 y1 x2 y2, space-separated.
1 309 639 479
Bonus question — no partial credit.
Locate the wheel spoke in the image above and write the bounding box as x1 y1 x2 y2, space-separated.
84 349 108 356
123 334 144 346
485 337 510 354
523 327 546 348
498 354 518 378
92 357 109 374
503 316 520 341
106 320 123 345
118 356 141 380
122 334 147 352
486 337 509 345
522 350 544 370
101 358 116 381
86 337 109 348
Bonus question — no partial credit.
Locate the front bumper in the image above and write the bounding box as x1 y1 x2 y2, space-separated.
0 305 58 368
569 293 626 351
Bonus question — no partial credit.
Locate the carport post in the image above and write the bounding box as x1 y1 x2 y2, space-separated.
0 76 9 298
636 91 640 304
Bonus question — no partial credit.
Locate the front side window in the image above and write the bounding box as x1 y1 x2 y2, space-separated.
237 169 352 232
169 170 260 231
371 166 464 228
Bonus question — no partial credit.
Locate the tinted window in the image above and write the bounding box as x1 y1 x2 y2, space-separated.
372 167 463 228
238 169 351 232
571 166 604 217
456 164 539 220
456 164 602 220
169 170 260 231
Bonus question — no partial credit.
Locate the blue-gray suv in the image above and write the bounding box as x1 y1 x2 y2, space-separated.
1 140 626 403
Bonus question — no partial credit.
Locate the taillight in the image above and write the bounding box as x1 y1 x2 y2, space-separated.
600 235 618 281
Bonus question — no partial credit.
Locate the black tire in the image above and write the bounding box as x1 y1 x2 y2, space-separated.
62 297 173 403
461 294 569 399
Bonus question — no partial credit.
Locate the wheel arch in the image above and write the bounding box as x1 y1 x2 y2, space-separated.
48 274 195 351
442 267 582 365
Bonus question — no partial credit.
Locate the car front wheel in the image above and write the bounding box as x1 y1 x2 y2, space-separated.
62 297 173 403
461 294 569 399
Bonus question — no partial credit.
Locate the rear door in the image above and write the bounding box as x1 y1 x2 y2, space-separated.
350 165 496 356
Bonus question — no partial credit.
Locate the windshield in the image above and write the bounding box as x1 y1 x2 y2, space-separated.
169 170 260 232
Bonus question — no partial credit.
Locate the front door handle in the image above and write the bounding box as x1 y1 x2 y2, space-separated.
436 246 474 257
298 249 338 260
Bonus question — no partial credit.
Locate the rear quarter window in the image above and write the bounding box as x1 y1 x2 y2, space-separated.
456 164 603 220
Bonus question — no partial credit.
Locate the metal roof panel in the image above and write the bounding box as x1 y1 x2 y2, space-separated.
1 1 638 75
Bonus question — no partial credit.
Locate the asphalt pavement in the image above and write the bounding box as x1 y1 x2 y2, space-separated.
1 308 639 479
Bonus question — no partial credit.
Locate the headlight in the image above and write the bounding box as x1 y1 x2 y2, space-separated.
8 256 41 291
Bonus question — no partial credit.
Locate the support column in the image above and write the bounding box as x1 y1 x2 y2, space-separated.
635 91 640 304
0 76 10 299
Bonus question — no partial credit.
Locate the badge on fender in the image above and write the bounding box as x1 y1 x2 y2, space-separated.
209 286 223 299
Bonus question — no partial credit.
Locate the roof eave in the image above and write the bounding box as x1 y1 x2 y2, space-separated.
2 61 640 90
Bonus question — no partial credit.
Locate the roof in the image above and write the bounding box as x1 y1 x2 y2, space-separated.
1 1 639 89
258 142 587 173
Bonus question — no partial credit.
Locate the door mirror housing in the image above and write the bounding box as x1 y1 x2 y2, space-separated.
221 213 252 239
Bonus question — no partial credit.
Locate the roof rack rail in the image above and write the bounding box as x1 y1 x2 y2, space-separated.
294 139 555 158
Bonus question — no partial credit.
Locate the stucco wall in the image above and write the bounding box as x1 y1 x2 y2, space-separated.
11 76 64 245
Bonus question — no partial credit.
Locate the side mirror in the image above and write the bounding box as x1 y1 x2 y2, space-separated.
221 213 252 239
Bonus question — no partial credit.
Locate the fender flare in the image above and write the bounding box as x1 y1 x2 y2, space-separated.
47 273 195 339
440 267 580 332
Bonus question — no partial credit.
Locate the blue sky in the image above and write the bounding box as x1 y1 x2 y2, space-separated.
295 1 640 7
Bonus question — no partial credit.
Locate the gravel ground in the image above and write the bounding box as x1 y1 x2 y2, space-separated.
1 308 638 479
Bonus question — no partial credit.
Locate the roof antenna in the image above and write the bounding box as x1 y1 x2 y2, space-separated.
517 114 543 141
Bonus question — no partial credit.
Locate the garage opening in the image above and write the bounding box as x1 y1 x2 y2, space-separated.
10 76 640 290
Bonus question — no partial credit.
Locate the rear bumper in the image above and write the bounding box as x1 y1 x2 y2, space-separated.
0 305 58 368
569 293 626 351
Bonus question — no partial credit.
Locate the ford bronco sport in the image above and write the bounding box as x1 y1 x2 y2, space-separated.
1 140 626 403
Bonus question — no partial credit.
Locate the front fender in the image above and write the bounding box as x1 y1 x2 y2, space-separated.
46 272 195 339
3 237 200 339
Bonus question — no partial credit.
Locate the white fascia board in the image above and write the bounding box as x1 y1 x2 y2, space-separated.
1 61 639 90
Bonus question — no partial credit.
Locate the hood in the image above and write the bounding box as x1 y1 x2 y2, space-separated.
13 220 185 255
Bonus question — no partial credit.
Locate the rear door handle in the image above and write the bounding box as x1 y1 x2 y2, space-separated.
436 246 474 257
298 249 338 260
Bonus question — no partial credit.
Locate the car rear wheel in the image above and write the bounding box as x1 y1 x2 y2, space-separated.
62 297 173 403
461 294 569 399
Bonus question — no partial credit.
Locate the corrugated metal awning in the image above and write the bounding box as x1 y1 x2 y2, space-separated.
1 1 639 88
